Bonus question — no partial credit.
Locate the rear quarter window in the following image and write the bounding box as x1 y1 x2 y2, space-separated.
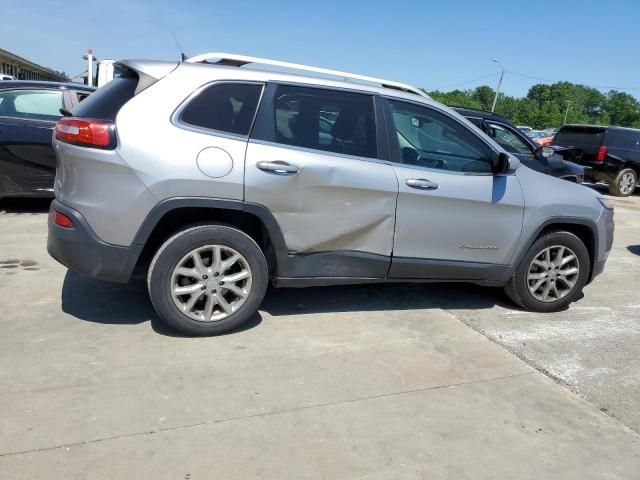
178 83 263 136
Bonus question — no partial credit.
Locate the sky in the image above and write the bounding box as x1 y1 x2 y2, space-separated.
2 0 639 98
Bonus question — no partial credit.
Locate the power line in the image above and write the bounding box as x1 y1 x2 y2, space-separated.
505 70 639 91
429 72 499 90
427 69 639 93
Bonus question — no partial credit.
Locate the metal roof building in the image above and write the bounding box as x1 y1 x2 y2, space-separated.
0 48 69 82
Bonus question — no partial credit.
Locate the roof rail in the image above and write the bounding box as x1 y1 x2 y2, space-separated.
185 52 430 99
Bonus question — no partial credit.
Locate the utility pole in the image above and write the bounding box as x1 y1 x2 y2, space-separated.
563 101 572 125
83 49 95 87
491 59 505 113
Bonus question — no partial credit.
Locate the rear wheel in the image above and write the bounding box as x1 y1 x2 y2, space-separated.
609 168 637 197
148 224 268 336
504 231 589 312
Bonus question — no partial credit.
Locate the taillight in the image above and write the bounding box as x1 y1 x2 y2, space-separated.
55 117 114 149
596 146 608 162
51 209 74 228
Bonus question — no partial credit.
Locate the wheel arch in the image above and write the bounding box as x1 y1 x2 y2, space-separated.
132 197 289 277
505 217 598 284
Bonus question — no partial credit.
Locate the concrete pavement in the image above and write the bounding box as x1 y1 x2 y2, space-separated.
414 187 640 433
1 198 639 478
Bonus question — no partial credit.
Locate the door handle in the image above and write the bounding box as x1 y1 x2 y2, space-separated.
406 178 439 190
256 161 299 174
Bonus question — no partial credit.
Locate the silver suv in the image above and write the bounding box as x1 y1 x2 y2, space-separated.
48 53 614 335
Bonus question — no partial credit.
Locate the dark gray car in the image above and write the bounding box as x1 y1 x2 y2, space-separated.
454 108 584 183
0 81 94 198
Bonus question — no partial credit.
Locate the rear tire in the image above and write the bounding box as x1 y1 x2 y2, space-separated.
147 224 268 336
504 231 589 312
609 168 637 197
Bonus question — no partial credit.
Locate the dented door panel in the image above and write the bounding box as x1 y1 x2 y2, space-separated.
244 141 398 258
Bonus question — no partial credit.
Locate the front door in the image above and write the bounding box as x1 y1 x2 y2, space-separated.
245 84 398 278
383 99 524 280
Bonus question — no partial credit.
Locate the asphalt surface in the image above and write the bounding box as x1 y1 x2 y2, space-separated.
0 189 639 478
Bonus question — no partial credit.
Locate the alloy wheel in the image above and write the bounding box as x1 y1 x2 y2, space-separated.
170 245 252 322
619 172 636 195
527 245 580 303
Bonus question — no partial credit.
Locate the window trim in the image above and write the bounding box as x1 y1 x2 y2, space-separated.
171 80 265 140
250 81 387 162
382 96 503 176
0 87 65 123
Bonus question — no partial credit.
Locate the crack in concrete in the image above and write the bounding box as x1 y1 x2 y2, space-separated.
0 371 533 458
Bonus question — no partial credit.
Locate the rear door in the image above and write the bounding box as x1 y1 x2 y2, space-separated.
245 83 398 278
383 99 524 279
0 88 63 195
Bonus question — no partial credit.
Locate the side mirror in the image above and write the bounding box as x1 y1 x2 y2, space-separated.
492 152 510 174
535 146 555 158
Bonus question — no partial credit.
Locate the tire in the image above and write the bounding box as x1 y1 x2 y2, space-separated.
147 224 268 336
504 230 590 312
608 168 637 197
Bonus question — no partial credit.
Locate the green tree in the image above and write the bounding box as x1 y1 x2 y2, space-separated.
605 91 640 127
426 80 637 129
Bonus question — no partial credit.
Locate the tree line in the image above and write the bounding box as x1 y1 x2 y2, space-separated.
425 82 640 130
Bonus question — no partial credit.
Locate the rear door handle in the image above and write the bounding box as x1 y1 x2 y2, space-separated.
406 178 439 190
256 161 299 174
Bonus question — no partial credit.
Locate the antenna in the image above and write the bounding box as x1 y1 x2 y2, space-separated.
171 32 187 61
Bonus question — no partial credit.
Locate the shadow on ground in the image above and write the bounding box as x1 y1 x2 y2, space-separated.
0 197 52 214
60 271 262 337
628 245 640 256
61 269 516 337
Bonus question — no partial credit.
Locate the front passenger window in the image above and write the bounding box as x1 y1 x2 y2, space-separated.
388 100 493 173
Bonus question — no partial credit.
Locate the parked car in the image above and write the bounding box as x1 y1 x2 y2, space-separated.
1 74 17 81
48 53 614 336
553 125 640 196
455 108 584 183
517 125 533 134
0 81 94 199
528 130 554 147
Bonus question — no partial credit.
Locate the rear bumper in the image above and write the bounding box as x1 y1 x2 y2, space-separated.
47 200 142 283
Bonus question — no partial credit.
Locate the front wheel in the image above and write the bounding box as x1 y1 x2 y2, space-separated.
504 231 590 312
148 224 268 336
609 168 637 197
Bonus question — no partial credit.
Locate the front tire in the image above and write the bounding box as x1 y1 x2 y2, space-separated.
609 168 637 197
504 231 590 312
148 224 268 336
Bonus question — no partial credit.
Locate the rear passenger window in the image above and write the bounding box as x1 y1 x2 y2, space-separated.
268 85 377 159
180 83 263 136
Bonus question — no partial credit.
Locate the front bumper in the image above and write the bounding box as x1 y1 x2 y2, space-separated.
47 200 142 283
589 206 614 282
